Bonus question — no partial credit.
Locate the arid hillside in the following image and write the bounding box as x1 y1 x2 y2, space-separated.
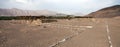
87 5 120 18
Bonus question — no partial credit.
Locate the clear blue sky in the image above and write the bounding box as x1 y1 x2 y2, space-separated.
0 0 120 14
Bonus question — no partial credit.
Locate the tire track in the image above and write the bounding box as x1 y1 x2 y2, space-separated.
105 19 113 47
43 23 93 47
49 30 83 47
42 23 93 29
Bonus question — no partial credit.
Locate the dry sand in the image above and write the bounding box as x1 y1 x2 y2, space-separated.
0 18 120 47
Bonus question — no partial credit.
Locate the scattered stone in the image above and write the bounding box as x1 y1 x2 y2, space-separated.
43 26 47 28
86 26 93 28
0 31 2 33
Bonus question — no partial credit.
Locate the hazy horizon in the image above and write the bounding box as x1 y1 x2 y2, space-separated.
0 0 120 15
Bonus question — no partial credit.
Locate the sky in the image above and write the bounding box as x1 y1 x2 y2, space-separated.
0 0 120 14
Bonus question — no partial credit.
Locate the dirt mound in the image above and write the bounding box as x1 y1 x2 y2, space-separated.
25 19 42 26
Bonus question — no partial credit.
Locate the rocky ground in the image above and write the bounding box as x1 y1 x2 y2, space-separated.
0 18 120 47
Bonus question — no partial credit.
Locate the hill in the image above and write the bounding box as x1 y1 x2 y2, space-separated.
87 5 120 18
0 8 66 16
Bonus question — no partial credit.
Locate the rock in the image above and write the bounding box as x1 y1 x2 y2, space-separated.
0 31 2 33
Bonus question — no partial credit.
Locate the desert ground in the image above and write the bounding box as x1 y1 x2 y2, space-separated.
0 18 120 47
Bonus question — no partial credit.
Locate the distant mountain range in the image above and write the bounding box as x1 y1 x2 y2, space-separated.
0 8 67 16
87 5 120 18
2 5 120 17
72 13 84 16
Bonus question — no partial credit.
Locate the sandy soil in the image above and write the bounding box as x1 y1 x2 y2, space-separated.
0 18 120 47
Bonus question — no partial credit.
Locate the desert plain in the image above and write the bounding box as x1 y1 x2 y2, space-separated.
0 17 120 47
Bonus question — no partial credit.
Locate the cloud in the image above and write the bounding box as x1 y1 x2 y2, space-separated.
0 0 120 14
10 0 31 4
15 0 29 4
36 0 117 14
